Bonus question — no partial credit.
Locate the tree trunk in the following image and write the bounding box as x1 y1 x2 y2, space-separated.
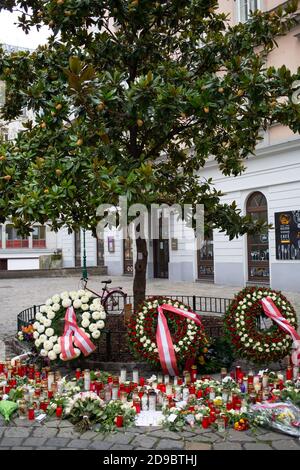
133 237 148 311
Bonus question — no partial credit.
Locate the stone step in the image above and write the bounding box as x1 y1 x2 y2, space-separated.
0 266 107 279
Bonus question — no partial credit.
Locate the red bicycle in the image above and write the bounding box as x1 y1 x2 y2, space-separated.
80 278 127 315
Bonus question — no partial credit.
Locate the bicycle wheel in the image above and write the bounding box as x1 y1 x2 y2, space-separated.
103 291 127 315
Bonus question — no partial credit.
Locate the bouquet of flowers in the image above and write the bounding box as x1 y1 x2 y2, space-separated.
251 401 300 437
65 391 105 432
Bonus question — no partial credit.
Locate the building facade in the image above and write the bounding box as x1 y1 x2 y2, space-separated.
1 2 300 293
100 0 300 292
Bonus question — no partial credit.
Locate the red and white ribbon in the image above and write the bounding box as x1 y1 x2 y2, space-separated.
261 297 300 367
59 307 96 361
156 304 203 376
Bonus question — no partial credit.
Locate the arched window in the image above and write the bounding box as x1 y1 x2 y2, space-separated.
247 192 269 282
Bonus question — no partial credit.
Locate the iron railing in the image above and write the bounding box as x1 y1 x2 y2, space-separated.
17 294 231 330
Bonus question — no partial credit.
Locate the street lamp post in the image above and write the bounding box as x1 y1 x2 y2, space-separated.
82 229 88 280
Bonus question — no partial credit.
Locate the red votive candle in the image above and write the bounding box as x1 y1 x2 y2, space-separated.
75 369 81 380
197 390 203 399
28 408 35 420
177 378 183 386
47 390 53 399
108 376 113 384
0 363 4 373
4 386 11 394
202 416 210 429
139 378 145 387
116 416 123 427
286 366 293 381
56 406 63 418
189 386 196 395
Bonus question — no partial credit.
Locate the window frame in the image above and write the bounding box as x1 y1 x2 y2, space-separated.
237 0 261 23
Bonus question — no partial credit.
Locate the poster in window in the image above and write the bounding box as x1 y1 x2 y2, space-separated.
275 211 300 260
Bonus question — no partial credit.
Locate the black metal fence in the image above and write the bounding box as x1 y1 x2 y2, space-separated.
18 294 231 330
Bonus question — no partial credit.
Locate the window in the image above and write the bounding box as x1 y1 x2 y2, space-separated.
247 192 270 282
238 0 260 23
32 226 46 248
6 224 29 248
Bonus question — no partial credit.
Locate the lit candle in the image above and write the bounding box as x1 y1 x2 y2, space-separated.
149 390 157 411
112 385 119 401
166 384 173 396
56 406 63 418
191 365 197 383
175 386 182 401
141 393 148 411
182 386 190 401
293 366 299 381
132 368 139 384
262 374 269 389
47 372 54 391
84 369 91 391
120 367 127 383
286 366 293 381
164 374 170 385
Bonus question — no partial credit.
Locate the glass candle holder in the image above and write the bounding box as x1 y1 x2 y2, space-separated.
149 391 157 411
56 406 63 418
202 416 210 429
116 415 123 427
84 369 91 391
28 408 35 421
120 367 127 384
132 368 139 384
18 400 27 420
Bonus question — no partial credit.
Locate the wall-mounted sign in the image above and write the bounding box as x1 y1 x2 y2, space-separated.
171 238 178 251
275 211 300 260
107 236 115 253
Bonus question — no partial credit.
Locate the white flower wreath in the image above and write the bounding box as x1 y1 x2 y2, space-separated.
33 290 106 361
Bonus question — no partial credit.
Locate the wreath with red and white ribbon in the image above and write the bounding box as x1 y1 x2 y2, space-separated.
32 290 106 362
128 297 208 374
224 287 299 364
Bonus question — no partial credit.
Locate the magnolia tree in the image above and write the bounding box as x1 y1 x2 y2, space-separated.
0 0 300 308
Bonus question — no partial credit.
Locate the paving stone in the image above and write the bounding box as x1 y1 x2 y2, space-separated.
179 431 197 438
14 418 40 427
67 439 90 449
80 430 98 440
185 442 211 451
0 438 25 447
110 444 134 450
131 435 157 449
191 433 220 443
4 427 29 438
22 437 47 448
148 430 181 440
32 427 58 438
58 420 74 428
244 443 273 450
104 433 134 445
57 428 81 439
39 447 58 450
272 440 300 450
219 430 256 442
0 427 5 438
44 420 60 429
89 441 113 450
156 439 185 450
44 437 71 447
11 447 33 450
214 442 243 451
256 432 294 442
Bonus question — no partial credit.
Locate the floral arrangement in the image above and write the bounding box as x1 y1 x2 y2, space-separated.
251 401 300 437
1 358 300 436
30 289 106 362
224 287 297 363
18 325 34 342
197 337 235 374
127 297 208 369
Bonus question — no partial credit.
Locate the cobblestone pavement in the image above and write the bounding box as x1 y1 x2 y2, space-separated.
1 276 300 450
0 416 299 450
0 275 300 341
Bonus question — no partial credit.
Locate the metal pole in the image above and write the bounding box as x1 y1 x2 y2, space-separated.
82 229 88 280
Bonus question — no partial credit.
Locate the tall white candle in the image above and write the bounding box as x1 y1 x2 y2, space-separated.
120 367 127 383
132 369 139 384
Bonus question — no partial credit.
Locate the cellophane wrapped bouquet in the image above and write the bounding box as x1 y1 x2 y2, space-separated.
251 400 300 438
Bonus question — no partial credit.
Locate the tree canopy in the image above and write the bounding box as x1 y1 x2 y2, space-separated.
0 0 299 239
